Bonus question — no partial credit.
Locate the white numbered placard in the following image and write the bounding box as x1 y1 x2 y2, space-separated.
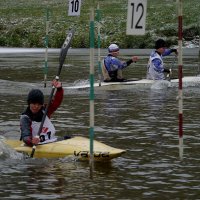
68 0 82 16
126 0 147 35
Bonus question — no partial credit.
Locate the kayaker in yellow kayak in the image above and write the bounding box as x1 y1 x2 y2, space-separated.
20 80 63 146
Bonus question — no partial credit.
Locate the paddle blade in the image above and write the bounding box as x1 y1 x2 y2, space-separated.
58 29 75 75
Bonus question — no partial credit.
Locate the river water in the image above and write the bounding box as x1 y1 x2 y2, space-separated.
0 48 200 199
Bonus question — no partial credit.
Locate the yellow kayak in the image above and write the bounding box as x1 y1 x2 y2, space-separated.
5 136 126 161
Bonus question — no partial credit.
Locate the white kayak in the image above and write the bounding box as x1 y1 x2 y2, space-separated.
64 76 200 91
4 136 126 161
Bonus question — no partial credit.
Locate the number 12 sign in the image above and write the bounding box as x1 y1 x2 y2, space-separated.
126 0 147 35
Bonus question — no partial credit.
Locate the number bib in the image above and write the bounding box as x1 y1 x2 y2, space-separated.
31 116 56 143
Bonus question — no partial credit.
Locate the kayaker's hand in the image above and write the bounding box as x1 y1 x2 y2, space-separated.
52 80 62 88
169 69 172 76
132 56 138 63
167 69 172 78
174 50 178 56
32 136 40 145
171 49 178 56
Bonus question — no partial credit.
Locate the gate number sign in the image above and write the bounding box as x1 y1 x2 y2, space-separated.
68 0 82 16
126 0 147 35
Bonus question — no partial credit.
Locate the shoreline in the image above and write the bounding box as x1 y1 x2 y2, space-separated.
0 47 199 57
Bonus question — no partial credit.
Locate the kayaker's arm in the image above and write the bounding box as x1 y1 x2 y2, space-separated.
152 58 163 73
119 56 138 69
162 49 178 56
126 59 133 66
47 87 64 118
126 56 138 66
170 49 178 55
20 115 33 146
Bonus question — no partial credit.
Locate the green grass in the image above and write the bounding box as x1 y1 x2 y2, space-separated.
0 0 200 48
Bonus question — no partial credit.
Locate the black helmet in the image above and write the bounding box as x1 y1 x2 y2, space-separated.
27 89 44 105
155 39 166 49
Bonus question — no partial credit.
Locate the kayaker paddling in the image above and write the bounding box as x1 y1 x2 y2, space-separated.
102 44 138 82
146 39 178 80
20 80 63 146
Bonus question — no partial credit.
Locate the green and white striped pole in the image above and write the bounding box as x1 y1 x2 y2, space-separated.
96 2 102 86
44 8 49 88
89 0 95 171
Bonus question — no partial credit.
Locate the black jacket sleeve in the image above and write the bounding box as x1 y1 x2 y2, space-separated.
20 115 33 146
126 59 133 66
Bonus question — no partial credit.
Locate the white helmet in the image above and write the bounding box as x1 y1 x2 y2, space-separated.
108 44 119 53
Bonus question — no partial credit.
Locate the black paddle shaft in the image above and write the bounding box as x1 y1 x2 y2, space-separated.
30 29 75 158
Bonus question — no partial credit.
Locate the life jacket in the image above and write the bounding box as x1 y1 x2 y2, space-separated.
146 51 165 80
102 57 123 82
101 60 111 81
31 115 56 144
21 107 57 144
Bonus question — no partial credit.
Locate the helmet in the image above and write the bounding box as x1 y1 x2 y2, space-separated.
108 44 119 53
155 39 166 49
27 89 44 105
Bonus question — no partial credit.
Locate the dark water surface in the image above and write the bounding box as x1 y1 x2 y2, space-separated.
0 48 200 199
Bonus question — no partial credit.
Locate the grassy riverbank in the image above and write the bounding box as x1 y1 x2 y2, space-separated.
0 0 199 48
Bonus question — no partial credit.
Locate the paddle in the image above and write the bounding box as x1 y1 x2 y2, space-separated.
30 29 75 158
166 55 177 81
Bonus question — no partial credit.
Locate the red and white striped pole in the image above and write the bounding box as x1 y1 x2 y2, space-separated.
178 0 183 159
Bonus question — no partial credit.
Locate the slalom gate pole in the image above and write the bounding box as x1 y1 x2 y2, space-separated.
97 2 102 86
89 0 95 175
177 0 183 160
44 8 49 88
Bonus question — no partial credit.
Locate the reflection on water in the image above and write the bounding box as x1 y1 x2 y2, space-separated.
0 49 200 199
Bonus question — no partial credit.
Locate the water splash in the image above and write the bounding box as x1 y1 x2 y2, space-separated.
182 76 200 87
73 79 90 86
150 80 171 90
0 136 24 160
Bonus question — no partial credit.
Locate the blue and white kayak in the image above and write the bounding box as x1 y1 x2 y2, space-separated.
64 76 200 91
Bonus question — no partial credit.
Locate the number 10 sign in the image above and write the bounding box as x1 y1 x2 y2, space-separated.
126 0 147 35
68 0 82 16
